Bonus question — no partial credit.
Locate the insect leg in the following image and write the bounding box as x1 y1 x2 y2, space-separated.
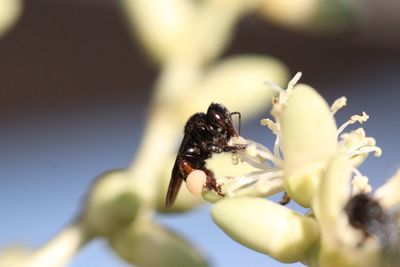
179 158 195 178
223 143 247 153
203 168 225 197
279 191 291 205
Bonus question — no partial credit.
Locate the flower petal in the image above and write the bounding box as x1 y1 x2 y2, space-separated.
375 169 400 209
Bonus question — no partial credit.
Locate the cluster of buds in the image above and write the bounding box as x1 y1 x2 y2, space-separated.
198 73 400 267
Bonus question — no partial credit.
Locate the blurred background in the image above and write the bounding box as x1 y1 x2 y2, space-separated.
0 0 399 266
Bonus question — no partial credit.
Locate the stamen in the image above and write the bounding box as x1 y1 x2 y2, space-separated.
226 171 265 196
337 112 369 136
273 135 282 160
351 112 369 123
287 72 302 90
226 170 284 197
260 118 279 134
350 146 382 157
264 80 284 94
239 149 276 170
351 166 363 178
330 96 347 115
343 131 381 158
351 175 372 195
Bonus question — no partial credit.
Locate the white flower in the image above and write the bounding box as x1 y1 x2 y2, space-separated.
207 73 399 267
206 73 380 208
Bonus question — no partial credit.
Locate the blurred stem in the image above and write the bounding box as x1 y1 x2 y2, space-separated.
126 105 180 204
22 219 91 267
127 59 204 203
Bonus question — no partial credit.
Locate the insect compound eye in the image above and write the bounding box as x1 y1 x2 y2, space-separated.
207 103 228 128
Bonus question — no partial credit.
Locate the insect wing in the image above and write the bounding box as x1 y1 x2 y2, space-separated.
166 131 192 208
165 159 184 208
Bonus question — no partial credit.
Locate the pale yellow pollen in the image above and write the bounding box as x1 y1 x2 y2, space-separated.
337 112 369 136
350 112 369 124
330 96 347 115
260 118 279 134
186 170 207 196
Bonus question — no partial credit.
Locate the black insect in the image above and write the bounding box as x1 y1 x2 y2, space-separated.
345 193 400 265
165 103 246 208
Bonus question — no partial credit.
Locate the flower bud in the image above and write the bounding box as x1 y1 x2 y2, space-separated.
211 197 319 263
259 0 358 33
281 84 337 207
0 0 22 37
109 221 209 267
121 0 194 63
82 170 142 237
180 55 288 120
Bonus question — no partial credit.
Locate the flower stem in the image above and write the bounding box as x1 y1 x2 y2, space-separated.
22 219 91 267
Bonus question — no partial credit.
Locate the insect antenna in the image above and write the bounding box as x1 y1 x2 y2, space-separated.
231 111 241 135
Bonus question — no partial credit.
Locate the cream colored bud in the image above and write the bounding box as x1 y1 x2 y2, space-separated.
285 162 324 207
212 197 319 263
121 0 194 63
259 0 358 33
181 55 288 120
109 221 208 267
280 85 337 206
281 85 337 174
0 0 22 37
82 170 142 237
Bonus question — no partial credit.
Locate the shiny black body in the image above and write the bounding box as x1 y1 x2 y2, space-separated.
345 193 400 265
165 103 245 208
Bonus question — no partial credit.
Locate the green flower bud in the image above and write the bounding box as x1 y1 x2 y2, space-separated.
82 170 142 238
211 197 319 263
109 220 209 267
